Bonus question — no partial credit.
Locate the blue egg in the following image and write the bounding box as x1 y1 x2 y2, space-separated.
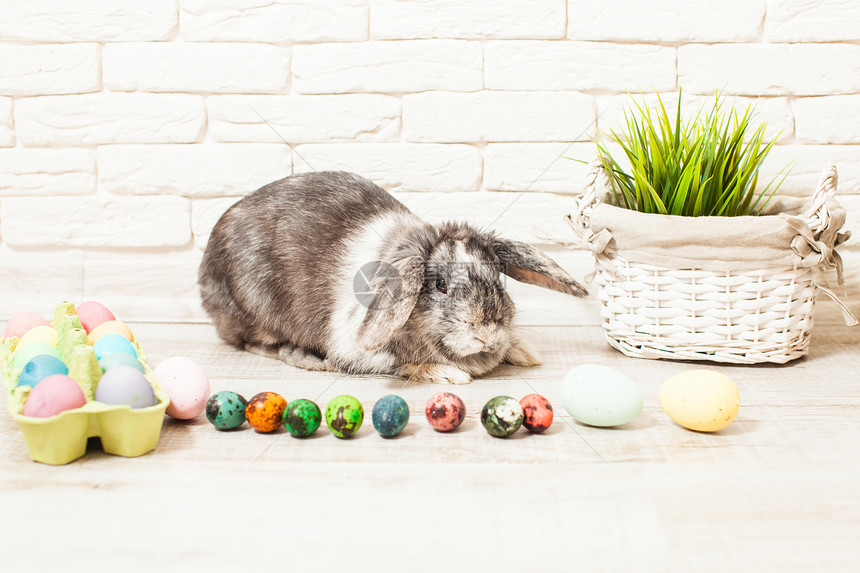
98 352 145 373
17 355 69 388
92 333 137 361
371 394 410 438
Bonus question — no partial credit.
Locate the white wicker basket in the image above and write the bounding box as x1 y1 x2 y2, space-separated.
568 162 855 364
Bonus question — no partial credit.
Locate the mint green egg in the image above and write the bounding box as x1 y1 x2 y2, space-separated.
12 343 62 370
561 364 643 427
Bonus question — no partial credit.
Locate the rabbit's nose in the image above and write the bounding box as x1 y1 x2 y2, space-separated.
475 337 487 350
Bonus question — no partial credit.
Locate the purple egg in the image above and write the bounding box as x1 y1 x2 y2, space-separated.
95 365 157 409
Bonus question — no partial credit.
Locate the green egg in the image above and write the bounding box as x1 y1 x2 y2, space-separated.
99 352 145 373
283 399 322 438
12 343 62 370
325 395 363 439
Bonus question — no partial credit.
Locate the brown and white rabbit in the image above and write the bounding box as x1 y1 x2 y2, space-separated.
199 171 587 384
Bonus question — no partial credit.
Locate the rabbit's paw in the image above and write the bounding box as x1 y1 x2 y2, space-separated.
504 338 543 367
401 363 472 385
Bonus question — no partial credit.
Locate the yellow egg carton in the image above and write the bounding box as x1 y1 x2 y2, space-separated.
1 301 169 465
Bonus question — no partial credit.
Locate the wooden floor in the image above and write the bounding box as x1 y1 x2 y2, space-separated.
2 321 859 572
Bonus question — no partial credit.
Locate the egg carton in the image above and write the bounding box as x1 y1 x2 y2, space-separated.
1 301 169 465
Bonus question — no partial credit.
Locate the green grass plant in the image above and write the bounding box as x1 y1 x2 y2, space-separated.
591 91 791 217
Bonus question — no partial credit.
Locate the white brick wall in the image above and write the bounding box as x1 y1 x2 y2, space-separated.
0 0 858 323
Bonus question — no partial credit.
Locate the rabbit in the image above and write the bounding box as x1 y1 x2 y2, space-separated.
199 171 587 385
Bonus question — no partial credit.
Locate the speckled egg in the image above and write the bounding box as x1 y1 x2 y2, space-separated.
282 398 322 438
205 391 248 431
17 355 69 388
520 394 554 433
4 311 50 341
481 396 524 438
245 392 287 433
561 364 643 427
425 392 466 433
371 395 409 438
659 370 740 432
153 356 211 420
325 395 363 439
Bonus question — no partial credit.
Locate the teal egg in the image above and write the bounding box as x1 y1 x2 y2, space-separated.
11 343 62 370
92 333 137 361
99 352 145 373
17 355 69 388
371 395 409 438
205 391 248 431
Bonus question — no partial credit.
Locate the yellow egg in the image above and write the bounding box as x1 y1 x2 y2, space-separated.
87 320 134 345
659 370 740 432
17 325 59 349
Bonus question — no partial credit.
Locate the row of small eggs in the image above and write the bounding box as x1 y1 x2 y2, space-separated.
206 391 556 439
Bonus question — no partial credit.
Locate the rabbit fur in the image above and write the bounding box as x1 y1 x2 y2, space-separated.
199 171 587 384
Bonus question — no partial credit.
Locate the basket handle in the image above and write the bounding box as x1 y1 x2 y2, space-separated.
802 164 838 234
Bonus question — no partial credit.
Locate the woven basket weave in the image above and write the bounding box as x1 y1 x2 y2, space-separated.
568 162 855 364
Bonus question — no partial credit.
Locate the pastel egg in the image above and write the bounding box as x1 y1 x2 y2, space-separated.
520 394 554 433
95 365 158 409
325 395 364 439
245 392 287 433
481 396 524 438
425 392 466 433
22 374 87 418
206 391 248 430
283 398 322 438
92 333 138 361
153 356 211 420
75 301 116 334
16 325 58 350
206 391 248 431
87 320 134 345
98 352 145 373
371 395 409 438
4 311 50 341
659 370 740 432
561 364 643 427
11 343 63 371
17 355 69 388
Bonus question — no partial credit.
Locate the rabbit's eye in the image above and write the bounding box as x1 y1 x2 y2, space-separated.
435 276 448 295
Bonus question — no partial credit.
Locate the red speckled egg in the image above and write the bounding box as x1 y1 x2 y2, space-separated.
520 394 554 433
245 392 287 433
425 392 466 432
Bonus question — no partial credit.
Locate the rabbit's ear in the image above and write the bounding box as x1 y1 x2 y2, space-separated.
493 238 588 297
357 255 426 351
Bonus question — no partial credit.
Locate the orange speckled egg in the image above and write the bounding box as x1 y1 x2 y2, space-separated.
245 392 287 433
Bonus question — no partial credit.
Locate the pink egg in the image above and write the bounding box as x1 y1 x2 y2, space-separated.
22 374 87 418
153 357 211 420
76 301 116 334
4 312 50 341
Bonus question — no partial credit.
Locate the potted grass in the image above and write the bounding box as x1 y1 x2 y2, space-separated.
568 92 855 364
